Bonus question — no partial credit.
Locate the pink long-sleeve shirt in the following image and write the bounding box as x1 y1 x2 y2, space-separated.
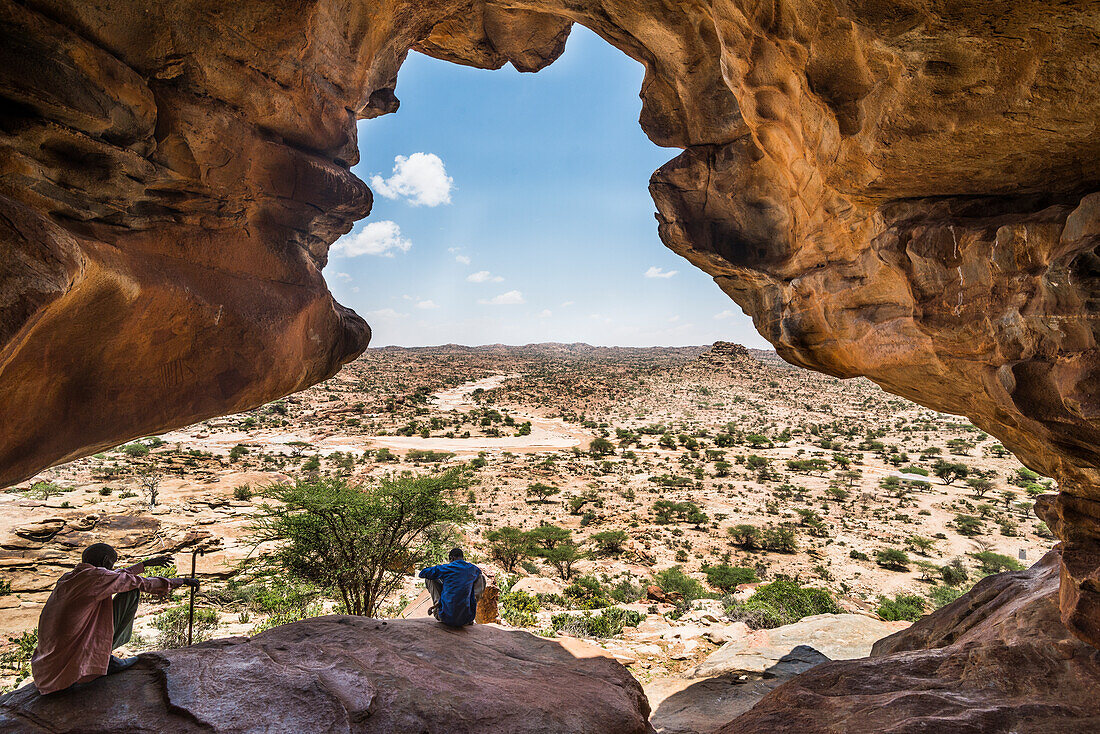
31 562 183 694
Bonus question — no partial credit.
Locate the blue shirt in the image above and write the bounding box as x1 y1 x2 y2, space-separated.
419 559 482 627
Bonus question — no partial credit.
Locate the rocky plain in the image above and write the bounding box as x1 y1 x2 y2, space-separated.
0 342 1070 731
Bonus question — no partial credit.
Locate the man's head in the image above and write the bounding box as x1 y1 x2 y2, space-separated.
82 543 117 569
448 547 464 561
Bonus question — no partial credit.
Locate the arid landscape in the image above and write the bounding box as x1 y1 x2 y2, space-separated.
1 342 1055 725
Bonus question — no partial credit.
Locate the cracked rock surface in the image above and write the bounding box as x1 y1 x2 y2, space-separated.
0 617 653 733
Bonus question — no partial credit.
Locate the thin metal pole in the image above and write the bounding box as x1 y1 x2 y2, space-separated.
187 550 197 646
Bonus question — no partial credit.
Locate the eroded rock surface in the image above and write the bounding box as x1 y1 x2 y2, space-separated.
0 617 654 733
719 550 1100 733
3 0 1100 641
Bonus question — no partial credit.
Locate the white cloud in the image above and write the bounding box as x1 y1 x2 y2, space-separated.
331 221 411 257
714 310 736 320
467 270 503 283
538 309 553 319
644 266 678 279
667 315 680 323
332 272 352 282
479 290 525 306
366 308 407 319
370 153 453 207
416 299 439 310
455 255 471 265
561 301 575 307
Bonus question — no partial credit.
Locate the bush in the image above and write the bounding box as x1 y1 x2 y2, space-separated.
929 584 966 609
954 513 984 536
154 606 218 648
762 525 798 553
590 530 629 554
406 450 455 463
726 528 761 550
726 580 841 629
876 594 926 622
703 564 758 592
501 590 540 627
875 548 911 571
121 442 150 457
971 550 1024 576
233 484 254 501
551 607 644 638
1 629 37 689
564 576 612 609
940 558 969 586
849 549 870 561
655 566 707 602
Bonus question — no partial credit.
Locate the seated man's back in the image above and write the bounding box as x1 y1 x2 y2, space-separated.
418 551 483 627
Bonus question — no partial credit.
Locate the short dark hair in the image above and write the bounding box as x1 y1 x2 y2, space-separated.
82 543 117 569
448 547 464 561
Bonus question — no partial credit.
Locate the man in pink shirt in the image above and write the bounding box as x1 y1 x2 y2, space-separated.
31 543 198 694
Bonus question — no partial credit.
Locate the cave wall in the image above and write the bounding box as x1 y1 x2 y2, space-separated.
3 0 1100 642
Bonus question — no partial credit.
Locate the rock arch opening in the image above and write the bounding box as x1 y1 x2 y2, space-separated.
3 1 1100 727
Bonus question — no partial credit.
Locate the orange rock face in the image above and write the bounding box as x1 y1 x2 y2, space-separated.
3 0 1100 642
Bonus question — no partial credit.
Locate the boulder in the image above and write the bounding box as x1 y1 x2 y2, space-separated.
690 613 906 679
0 617 653 733
719 550 1100 733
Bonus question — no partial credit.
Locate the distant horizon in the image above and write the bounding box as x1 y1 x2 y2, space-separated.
363 340 776 351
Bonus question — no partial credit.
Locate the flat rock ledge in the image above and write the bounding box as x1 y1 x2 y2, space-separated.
0 617 653 734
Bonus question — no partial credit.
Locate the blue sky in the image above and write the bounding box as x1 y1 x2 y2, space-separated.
325 25 769 349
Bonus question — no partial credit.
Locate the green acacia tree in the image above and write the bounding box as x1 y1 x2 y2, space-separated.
252 470 470 617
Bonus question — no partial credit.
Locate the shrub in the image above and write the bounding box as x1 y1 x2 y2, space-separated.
655 566 707 602
954 513 984 536
703 564 758 592
407 450 455 463
501 590 540 627
588 437 615 457
233 484 253 501
121 442 150 457
762 525 798 553
940 558 969 586
727 580 841 629
849 549 870 561
154 606 218 648
876 548 911 571
564 576 612 609
590 530 629 554
972 550 1024 576
929 584 966 609
728 525 762 551
876 594 926 622
1 629 38 688
551 607 644 638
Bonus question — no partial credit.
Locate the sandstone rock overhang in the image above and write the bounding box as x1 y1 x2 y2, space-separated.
3 0 1100 644
0 616 654 733
720 549 1100 733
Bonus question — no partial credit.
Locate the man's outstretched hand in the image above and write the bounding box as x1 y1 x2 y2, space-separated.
144 554 175 569
175 577 200 589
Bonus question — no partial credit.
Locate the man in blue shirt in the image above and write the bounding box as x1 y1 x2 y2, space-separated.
418 548 485 627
